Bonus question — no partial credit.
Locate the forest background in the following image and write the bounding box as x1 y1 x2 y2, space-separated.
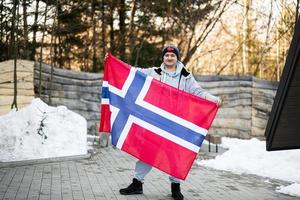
1 0 299 81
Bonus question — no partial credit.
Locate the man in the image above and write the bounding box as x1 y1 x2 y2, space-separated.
118 45 222 200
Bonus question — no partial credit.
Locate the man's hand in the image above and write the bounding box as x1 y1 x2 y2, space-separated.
104 53 108 61
217 95 225 107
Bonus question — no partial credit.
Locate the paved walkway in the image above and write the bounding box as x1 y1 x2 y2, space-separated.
0 146 298 200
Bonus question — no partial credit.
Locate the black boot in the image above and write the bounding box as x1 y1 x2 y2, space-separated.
119 178 143 195
171 183 184 200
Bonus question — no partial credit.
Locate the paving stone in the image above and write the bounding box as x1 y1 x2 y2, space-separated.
0 146 298 200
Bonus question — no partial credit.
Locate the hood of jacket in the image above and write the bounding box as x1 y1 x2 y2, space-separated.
159 61 185 78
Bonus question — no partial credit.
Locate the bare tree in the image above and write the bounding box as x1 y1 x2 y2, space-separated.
91 0 98 72
253 0 273 78
217 42 244 75
0 0 4 46
57 2 63 68
109 0 115 54
181 0 232 65
276 27 281 81
38 0 49 97
49 0 59 105
242 0 250 75
296 0 299 24
30 0 39 60
100 0 106 68
118 0 126 60
128 0 137 62
11 0 19 110
22 0 29 59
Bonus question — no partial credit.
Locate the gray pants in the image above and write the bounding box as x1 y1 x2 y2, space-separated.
134 160 181 183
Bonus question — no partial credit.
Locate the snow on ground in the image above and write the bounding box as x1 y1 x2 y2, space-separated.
197 137 300 197
276 183 300 197
0 98 87 162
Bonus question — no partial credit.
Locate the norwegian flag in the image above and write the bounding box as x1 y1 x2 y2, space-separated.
99 53 218 180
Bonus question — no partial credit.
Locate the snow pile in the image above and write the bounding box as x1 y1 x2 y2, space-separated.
276 183 300 197
0 98 87 162
198 138 300 197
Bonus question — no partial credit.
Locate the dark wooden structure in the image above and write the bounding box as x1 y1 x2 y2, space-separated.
265 18 300 151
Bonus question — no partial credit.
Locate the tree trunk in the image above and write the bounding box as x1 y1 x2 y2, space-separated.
54 34 57 68
92 0 98 72
84 34 89 71
58 34 63 68
30 0 39 60
296 0 299 25
38 0 48 97
22 0 29 59
49 0 58 105
100 0 106 70
57 2 63 68
11 0 19 110
53 0 59 69
276 27 280 81
0 0 4 45
66 41 71 69
109 0 115 54
128 0 137 62
282 0 287 66
118 0 126 60
5 21 9 59
49 31 54 105
242 0 250 75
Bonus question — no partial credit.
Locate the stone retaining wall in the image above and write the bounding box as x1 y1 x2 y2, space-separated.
0 60 35 115
34 63 102 135
195 75 278 138
31 63 278 138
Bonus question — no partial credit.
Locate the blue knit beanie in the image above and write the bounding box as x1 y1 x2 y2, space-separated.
162 45 180 60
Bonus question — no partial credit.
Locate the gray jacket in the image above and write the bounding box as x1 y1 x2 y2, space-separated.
137 61 219 103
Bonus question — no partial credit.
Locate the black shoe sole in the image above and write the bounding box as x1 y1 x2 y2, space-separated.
172 194 184 200
119 190 143 195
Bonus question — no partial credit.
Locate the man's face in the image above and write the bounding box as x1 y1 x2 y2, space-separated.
163 52 177 67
